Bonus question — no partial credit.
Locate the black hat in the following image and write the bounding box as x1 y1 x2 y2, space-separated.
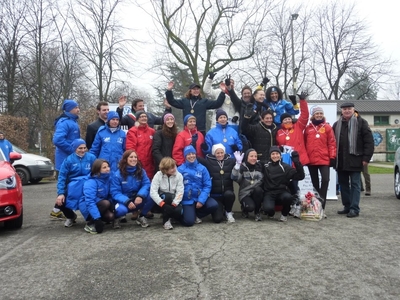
280 113 292 123
216 109 228 121
269 146 281 155
189 83 201 89
135 110 147 120
340 102 355 108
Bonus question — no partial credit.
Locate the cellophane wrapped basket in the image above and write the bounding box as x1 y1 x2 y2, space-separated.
300 191 323 221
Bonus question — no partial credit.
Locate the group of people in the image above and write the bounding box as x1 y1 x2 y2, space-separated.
49 73 374 234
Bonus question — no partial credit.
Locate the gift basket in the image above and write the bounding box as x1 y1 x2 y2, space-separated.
299 191 323 221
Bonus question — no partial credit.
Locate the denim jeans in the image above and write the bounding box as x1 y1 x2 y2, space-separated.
337 170 361 213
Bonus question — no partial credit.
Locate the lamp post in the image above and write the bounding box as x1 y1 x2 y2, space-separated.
290 13 299 95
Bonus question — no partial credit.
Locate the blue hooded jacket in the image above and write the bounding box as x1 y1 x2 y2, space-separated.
204 123 243 156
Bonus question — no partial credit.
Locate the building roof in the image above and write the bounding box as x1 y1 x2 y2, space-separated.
307 100 400 114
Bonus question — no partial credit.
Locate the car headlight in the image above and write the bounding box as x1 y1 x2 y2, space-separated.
36 160 47 165
0 175 17 189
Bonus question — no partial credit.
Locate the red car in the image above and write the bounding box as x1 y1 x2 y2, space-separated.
0 151 23 229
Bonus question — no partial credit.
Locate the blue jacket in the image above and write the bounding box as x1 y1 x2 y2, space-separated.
204 123 243 156
177 159 211 206
80 173 111 220
110 167 151 205
0 139 13 162
266 99 299 126
57 152 97 195
89 125 126 172
52 113 80 170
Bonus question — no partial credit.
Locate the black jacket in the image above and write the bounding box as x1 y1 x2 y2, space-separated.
116 107 171 129
152 129 176 172
85 118 105 150
197 154 236 196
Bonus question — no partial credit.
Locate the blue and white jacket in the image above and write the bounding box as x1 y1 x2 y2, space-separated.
204 123 243 156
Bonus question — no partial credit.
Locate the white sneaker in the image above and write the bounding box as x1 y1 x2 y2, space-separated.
280 215 288 222
163 219 173 230
64 218 74 227
255 214 262 222
225 212 235 223
136 216 149 228
195 217 202 224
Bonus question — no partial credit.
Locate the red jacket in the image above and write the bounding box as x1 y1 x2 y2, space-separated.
304 120 336 166
126 125 156 179
172 126 204 166
276 99 310 165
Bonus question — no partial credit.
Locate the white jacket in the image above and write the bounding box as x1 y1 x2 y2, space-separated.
150 170 184 206
203 77 239 127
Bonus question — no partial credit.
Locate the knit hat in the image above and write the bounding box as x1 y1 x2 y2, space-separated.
280 113 292 123
62 99 78 112
311 106 324 116
183 145 196 157
163 113 175 123
216 109 228 121
72 139 86 151
107 111 120 122
135 110 147 120
183 114 196 126
269 146 281 156
189 83 201 89
212 143 225 155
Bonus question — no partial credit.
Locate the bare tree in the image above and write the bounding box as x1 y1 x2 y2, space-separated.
69 0 133 102
145 0 270 87
310 1 392 100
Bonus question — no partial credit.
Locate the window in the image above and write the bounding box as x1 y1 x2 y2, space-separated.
374 116 389 125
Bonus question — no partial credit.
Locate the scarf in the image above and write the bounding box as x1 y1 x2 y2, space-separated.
335 113 358 156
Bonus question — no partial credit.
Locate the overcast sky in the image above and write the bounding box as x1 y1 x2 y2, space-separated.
121 0 399 99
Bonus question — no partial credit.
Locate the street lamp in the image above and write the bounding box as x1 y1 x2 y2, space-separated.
290 13 299 95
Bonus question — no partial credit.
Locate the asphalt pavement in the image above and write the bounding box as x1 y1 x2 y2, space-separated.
1 173 400 300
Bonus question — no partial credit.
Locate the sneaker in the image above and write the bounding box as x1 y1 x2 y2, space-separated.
113 218 121 229
195 217 202 224
288 206 295 216
280 215 288 222
84 224 97 234
136 216 149 228
131 211 139 220
255 214 262 222
163 219 173 230
50 211 66 220
64 213 77 227
225 212 235 223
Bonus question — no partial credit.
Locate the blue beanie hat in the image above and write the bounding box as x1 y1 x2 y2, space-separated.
72 138 86 151
107 111 120 122
183 114 196 126
183 145 196 157
62 99 78 112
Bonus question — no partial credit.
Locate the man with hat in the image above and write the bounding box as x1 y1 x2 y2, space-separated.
332 102 374 218
50 99 81 219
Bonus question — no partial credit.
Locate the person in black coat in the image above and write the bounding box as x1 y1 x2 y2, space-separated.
241 110 278 165
262 146 305 222
152 113 178 172
197 143 236 223
85 101 109 150
332 102 374 218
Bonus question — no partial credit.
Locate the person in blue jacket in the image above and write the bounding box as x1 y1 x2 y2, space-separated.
54 139 97 228
110 150 153 228
90 111 126 172
51 99 81 220
79 159 114 234
203 109 242 156
264 86 299 127
0 131 13 162
178 145 218 226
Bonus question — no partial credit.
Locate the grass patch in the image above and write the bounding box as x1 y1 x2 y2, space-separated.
369 166 393 174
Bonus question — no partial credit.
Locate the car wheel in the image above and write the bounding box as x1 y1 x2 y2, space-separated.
16 167 30 185
4 209 23 229
395 168 400 199
30 177 42 184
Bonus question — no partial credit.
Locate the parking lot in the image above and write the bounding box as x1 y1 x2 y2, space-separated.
1 173 400 299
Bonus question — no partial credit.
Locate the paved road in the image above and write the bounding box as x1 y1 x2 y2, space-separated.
1 173 400 300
